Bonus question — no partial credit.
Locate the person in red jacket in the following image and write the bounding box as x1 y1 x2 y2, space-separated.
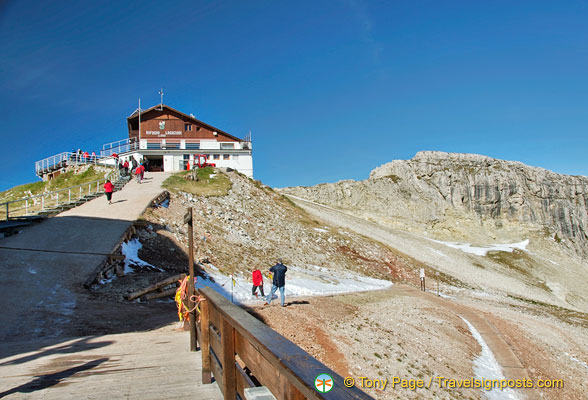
104 179 114 205
251 268 265 298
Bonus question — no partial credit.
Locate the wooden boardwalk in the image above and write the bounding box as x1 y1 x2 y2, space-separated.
0 324 222 399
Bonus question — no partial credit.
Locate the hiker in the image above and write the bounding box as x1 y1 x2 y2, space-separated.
144 158 149 172
132 157 138 171
104 179 114 205
135 165 142 183
123 159 129 176
265 258 287 307
420 268 426 291
251 268 265 298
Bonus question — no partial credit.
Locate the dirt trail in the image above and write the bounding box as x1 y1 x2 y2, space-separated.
282 196 543 399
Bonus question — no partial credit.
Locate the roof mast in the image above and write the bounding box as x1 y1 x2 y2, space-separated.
158 88 164 110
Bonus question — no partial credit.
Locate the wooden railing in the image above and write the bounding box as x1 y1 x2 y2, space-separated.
196 287 373 400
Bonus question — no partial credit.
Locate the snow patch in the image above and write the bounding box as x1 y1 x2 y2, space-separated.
196 263 392 305
432 239 529 256
121 238 163 274
460 317 520 400
313 228 328 233
566 353 588 371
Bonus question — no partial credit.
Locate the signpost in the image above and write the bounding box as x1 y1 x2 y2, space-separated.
420 268 425 291
184 207 197 351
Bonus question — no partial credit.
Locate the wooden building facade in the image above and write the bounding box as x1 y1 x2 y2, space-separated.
125 104 253 176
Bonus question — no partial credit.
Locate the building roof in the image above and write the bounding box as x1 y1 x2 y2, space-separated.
127 104 245 142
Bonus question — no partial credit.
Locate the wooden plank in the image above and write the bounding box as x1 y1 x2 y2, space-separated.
125 273 185 300
235 333 305 400
141 287 176 301
200 287 373 400
221 317 237 399
200 299 212 384
210 347 224 395
209 323 223 362
235 362 255 400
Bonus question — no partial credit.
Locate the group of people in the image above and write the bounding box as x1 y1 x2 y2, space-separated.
103 156 149 205
71 149 97 163
252 259 288 307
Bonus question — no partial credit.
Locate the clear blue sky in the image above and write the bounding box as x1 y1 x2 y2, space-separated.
1 0 587 191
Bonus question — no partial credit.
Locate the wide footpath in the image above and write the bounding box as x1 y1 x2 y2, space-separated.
0 172 222 399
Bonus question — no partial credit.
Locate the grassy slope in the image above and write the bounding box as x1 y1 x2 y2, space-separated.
162 167 232 197
0 166 113 203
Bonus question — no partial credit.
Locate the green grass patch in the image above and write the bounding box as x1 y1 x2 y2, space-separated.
0 166 110 203
162 167 232 197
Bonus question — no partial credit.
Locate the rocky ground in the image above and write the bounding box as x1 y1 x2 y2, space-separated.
92 168 588 400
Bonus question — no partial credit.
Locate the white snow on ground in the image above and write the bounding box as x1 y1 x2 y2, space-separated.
195 263 393 305
121 238 163 274
432 239 529 256
313 227 328 233
460 317 520 400
429 248 447 257
566 353 588 371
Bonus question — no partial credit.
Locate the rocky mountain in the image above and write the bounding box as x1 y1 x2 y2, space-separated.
280 151 588 256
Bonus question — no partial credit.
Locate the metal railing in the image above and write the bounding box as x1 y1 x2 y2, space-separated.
1 169 120 221
35 152 103 176
101 138 139 157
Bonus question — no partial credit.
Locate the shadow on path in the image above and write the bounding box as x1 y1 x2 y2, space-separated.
0 357 108 398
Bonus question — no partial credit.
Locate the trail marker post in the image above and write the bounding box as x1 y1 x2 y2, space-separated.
420 268 425 291
184 207 197 351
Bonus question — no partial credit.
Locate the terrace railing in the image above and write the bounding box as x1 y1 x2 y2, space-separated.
35 152 102 177
101 138 139 157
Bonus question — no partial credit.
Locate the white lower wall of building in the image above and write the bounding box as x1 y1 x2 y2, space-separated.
99 148 253 177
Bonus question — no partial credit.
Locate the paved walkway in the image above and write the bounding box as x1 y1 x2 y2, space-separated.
0 171 222 399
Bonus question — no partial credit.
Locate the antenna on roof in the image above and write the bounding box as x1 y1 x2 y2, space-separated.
158 88 164 110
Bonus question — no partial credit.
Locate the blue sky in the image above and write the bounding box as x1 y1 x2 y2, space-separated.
1 0 587 191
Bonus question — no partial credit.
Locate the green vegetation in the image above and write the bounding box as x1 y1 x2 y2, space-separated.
162 167 232 197
0 166 110 204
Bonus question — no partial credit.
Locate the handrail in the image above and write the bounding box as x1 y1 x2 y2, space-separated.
101 138 139 157
1 169 120 221
35 151 103 176
196 287 373 400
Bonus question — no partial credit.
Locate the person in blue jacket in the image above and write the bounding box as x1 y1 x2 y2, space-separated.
264 258 288 307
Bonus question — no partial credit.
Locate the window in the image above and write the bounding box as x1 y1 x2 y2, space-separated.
184 124 192 131
220 143 235 149
185 142 200 150
166 142 180 149
147 142 161 149
223 154 230 160
213 154 220 160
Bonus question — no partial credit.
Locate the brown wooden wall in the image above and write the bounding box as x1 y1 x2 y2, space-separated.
128 109 238 142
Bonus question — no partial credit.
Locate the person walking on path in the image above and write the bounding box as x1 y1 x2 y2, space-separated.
251 268 265 298
104 179 114 205
123 160 129 176
135 165 142 184
264 258 287 307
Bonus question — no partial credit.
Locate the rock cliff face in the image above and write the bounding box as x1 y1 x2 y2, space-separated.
281 151 588 255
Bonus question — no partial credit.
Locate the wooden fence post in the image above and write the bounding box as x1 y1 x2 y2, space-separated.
200 298 212 384
221 317 237 399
